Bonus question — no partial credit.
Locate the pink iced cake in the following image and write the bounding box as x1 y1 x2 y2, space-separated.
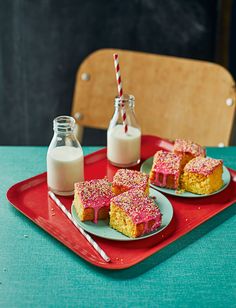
149 150 185 189
173 138 206 165
109 189 162 238
181 157 223 194
112 169 149 195
73 178 115 223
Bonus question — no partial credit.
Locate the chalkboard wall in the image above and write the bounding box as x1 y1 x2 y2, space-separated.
0 0 234 145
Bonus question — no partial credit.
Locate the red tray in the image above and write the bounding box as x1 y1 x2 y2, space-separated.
7 135 236 270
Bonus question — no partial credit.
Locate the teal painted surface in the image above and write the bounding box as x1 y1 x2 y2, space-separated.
0 146 235 308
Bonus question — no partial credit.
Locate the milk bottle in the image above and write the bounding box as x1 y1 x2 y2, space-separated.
107 95 141 167
47 116 84 195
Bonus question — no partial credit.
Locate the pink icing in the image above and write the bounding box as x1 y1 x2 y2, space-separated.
151 150 182 189
113 169 149 191
184 157 223 175
111 189 162 235
154 173 178 189
75 178 114 223
173 139 206 157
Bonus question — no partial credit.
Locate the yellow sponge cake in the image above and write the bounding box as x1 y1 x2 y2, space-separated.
181 157 223 194
110 189 161 238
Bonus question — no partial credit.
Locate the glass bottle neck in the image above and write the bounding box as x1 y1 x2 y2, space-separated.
114 94 135 110
49 115 81 149
53 116 75 134
109 94 140 130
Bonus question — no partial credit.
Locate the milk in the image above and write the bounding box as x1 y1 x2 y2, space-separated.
47 146 84 195
107 125 141 167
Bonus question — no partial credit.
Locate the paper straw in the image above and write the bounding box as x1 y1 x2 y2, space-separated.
48 191 111 263
113 53 128 133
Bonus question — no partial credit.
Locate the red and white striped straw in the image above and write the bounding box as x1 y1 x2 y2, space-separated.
113 53 128 133
48 191 111 263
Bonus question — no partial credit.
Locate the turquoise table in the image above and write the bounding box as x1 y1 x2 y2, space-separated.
0 146 235 307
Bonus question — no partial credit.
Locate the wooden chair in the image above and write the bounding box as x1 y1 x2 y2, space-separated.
71 49 236 146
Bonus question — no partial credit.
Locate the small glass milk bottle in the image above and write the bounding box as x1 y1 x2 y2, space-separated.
47 115 84 196
107 94 141 167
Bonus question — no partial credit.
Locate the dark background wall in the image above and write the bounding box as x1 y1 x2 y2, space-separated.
0 0 235 146
229 0 236 77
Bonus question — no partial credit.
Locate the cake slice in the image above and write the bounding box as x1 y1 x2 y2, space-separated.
173 138 206 165
110 189 162 238
112 169 149 195
149 150 185 189
181 157 223 194
73 178 114 223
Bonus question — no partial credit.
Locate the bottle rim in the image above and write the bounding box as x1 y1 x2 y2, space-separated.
114 94 135 102
53 115 75 132
114 94 135 107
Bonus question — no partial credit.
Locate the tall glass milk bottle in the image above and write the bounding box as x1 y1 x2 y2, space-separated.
47 116 84 195
107 94 141 167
